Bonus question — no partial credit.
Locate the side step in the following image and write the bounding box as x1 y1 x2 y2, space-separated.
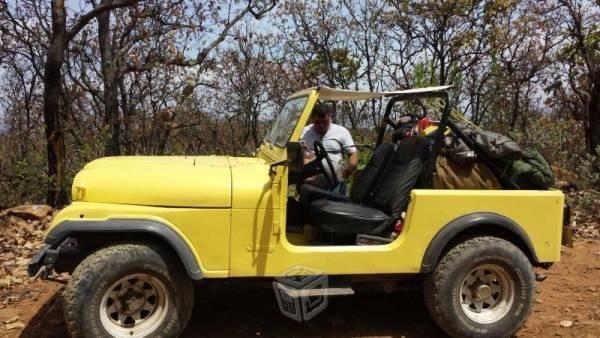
276 283 355 298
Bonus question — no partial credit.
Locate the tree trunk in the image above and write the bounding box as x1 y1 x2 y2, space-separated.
43 0 68 207
510 86 520 129
118 76 133 154
98 3 121 156
587 81 600 155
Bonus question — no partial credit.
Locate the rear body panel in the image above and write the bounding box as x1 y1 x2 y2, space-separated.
406 189 563 263
229 189 563 277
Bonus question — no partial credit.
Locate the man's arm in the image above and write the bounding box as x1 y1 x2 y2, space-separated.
340 127 359 178
344 151 359 178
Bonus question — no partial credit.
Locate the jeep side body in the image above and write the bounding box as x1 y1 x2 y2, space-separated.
29 86 566 338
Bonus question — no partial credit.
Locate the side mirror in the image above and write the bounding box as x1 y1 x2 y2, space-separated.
268 142 304 176
286 142 304 173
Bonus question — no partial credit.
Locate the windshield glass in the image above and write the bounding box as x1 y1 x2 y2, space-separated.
263 96 308 147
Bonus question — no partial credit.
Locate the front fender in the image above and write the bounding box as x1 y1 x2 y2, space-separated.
32 219 203 280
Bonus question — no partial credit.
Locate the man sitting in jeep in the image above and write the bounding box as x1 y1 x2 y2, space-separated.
300 102 358 194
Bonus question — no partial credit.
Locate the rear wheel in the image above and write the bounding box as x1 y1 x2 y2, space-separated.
63 242 194 338
424 236 535 338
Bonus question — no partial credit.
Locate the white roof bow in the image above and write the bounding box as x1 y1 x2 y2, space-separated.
288 85 453 101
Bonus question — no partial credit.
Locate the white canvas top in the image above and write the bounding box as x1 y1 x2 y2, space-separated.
288 85 453 101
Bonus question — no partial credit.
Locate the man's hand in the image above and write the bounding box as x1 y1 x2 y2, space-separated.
300 140 315 164
343 165 356 179
343 152 359 178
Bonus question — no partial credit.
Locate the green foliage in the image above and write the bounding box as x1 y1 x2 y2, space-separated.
357 147 373 171
304 48 359 86
0 145 50 207
508 116 599 188
346 146 373 193
412 59 462 89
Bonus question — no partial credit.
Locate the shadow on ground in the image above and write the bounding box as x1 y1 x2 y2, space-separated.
185 283 445 338
20 289 68 338
19 283 445 338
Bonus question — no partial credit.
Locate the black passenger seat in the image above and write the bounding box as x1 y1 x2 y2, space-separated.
309 136 430 236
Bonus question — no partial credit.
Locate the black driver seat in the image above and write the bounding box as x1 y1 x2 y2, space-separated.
309 136 430 236
299 143 396 207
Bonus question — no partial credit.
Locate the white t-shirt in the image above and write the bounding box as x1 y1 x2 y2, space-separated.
300 123 357 181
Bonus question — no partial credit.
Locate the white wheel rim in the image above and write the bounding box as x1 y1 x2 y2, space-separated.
459 264 515 324
99 273 169 338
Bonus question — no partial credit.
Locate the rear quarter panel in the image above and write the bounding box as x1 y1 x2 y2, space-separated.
405 189 564 264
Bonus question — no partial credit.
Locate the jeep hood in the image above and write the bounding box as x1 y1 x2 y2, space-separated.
72 156 266 208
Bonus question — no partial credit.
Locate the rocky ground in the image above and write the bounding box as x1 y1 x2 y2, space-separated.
0 197 598 338
0 205 54 306
568 189 600 239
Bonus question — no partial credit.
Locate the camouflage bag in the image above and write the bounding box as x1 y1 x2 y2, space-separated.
432 155 502 190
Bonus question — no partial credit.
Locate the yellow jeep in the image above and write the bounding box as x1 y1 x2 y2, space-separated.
29 86 566 338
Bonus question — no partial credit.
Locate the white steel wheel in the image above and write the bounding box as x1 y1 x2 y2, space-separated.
64 243 193 338
423 236 536 338
459 264 515 324
99 273 169 338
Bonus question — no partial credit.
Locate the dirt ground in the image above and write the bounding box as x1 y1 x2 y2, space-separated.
0 240 598 338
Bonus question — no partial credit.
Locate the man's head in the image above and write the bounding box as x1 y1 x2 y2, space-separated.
311 102 333 135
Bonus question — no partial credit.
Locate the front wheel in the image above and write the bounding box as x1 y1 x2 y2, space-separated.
424 236 535 338
63 242 194 338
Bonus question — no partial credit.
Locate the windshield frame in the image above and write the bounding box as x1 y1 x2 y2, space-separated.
257 89 318 163
263 95 309 148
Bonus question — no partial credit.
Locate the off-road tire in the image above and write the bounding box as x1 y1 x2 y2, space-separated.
424 236 535 338
63 242 194 338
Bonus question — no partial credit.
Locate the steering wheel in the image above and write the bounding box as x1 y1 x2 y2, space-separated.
313 140 339 188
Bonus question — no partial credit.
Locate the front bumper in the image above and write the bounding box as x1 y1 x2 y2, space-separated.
27 244 58 279
28 237 83 279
